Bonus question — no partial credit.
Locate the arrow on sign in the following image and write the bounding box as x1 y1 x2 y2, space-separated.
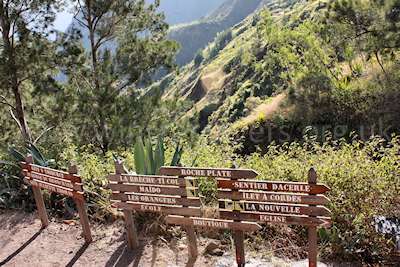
157 166 259 179
165 215 262 231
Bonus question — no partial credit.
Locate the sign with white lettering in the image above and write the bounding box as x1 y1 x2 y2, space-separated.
111 192 200 206
165 215 262 231
108 183 194 196
20 163 81 183
218 190 330 205
23 170 82 191
218 180 330 194
220 211 331 227
157 166 259 179
219 201 330 216
106 174 196 187
24 177 84 200
111 201 201 217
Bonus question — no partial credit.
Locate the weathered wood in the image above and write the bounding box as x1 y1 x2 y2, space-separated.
112 201 201 216
107 174 197 187
115 160 139 250
25 154 49 228
108 183 192 196
235 230 245 267
20 162 81 183
218 200 331 216
220 210 331 227
308 167 318 267
157 166 259 179
218 190 330 205
23 170 83 191
165 215 262 231
217 179 330 194
69 163 92 244
111 193 200 206
24 177 84 200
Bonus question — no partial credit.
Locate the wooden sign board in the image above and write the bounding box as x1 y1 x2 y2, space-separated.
218 190 330 205
20 162 81 183
220 210 331 227
165 215 262 231
108 183 197 197
219 200 330 216
157 166 258 179
111 192 200 207
218 179 330 194
23 170 82 191
23 177 84 200
111 201 201 217
107 174 197 187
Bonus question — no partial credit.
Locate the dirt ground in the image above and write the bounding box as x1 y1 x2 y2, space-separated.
0 210 355 267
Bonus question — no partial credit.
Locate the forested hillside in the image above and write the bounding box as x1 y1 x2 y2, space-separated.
160 0 400 153
1 0 400 265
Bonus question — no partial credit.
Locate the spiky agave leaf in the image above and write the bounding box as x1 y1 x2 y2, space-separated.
154 136 164 174
134 137 146 175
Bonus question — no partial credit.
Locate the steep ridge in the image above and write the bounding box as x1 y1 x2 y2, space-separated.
168 0 266 67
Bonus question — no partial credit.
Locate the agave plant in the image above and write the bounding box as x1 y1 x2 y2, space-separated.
133 136 183 175
1 143 53 167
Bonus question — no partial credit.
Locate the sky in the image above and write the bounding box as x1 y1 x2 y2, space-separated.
54 9 75 32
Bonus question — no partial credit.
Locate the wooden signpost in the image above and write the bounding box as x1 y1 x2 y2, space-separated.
21 154 92 243
217 167 331 267
108 164 330 267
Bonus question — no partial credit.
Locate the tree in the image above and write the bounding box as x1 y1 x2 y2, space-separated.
67 0 180 154
324 0 400 73
0 0 65 145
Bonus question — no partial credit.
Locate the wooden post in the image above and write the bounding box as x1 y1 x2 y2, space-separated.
68 163 92 243
308 167 317 267
178 162 198 259
115 160 139 249
25 154 49 228
231 164 245 267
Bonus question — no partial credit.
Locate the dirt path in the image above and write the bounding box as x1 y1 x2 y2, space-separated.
0 210 346 267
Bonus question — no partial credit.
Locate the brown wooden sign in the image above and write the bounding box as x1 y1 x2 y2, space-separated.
23 177 84 200
220 210 331 227
23 170 82 191
219 200 330 216
111 201 201 216
218 179 330 194
108 183 197 197
165 215 262 231
218 189 330 205
111 193 200 206
20 162 81 183
157 166 259 179
107 174 197 187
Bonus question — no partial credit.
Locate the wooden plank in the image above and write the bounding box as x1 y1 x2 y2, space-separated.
235 230 245 267
23 170 82 191
24 177 84 200
219 210 331 227
111 193 200 207
308 167 318 267
69 163 92 244
165 215 262 231
218 190 330 205
108 183 194 196
111 201 201 217
24 154 49 228
107 174 197 187
20 162 81 183
217 179 330 194
157 166 258 179
218 200 331 216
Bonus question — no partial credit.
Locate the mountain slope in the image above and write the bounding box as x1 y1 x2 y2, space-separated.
168 0 267 66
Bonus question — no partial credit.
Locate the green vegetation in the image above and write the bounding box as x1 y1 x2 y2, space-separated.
1 0 400 265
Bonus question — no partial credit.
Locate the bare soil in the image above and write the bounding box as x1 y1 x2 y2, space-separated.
0 210 354 267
